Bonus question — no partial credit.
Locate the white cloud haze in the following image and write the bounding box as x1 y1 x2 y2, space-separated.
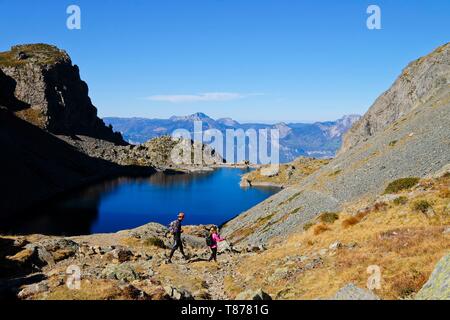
146 92 259 103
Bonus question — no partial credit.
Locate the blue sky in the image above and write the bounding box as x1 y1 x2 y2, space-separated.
1 0 449 122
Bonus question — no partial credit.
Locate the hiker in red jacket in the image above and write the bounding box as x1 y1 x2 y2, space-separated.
207 226 225 262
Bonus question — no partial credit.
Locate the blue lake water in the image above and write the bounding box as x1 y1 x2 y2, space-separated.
9 168 279 236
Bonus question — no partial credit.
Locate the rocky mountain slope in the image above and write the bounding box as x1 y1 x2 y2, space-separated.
222 42 450 246
339 43 450 155
105 113 360 162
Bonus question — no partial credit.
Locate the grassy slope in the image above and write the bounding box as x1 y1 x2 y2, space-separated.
226 175 450 300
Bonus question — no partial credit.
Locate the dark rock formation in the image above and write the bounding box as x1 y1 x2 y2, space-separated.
0 44 125 144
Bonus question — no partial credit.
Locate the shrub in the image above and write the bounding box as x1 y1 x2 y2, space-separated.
144 237 166 249
384 177 420 194
319 212 339 224
391 271 428 299
341 211 369 229
303 222 315 231
393 196 408 205
412 200 432 213
313 224 331 235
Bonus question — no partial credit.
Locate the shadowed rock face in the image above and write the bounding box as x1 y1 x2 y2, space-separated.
339 42 450 155
0 107 154 221
0 44 125 144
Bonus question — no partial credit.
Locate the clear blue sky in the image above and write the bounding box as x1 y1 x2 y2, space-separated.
1 0 449 122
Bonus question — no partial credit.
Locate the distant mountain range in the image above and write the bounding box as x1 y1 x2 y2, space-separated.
104 113 361 163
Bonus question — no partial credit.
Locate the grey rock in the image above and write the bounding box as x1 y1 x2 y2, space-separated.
101 263 140 282
340 43 450 154
332 283 380 300
415 253 450 300
163 285 194 300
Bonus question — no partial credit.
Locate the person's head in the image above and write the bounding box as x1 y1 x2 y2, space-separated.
178 212 185 221
210 226 218 234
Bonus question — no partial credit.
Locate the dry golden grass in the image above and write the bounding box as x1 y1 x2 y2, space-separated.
313 224 331 235
228 176 450 300
39 279 143 300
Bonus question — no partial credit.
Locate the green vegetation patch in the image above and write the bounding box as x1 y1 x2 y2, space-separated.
303 222 315 231
384 177 420 194
319 212 339 224
412 200 432 213
0 44 68 68
393 196 408 206
389 140 398 147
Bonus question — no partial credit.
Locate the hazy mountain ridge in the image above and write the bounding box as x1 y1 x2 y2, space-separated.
104 113 361 162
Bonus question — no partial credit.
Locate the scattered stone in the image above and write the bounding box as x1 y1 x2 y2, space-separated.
331 283 380 300
268 267 290 282
235 289 272 300
416 253 450 300
443 227 450 235
346 242 358 249
304 257 323 270
163 285 194 300
329 241 342 250
101 263 140 282
106 247 134 263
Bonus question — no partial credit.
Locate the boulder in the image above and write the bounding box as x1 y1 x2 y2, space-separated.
331 283 380 300
101 263 140 282
17 282 49 299
415 253 450 300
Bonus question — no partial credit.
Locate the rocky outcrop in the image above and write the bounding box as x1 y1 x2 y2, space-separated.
223 43 450 245
0 44 124 144
339 43 450 155
415 253 450 300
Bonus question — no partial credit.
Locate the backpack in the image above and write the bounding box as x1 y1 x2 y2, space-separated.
206 234 214 247
169 220 178 234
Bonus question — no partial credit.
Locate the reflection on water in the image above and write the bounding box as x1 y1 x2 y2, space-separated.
2 169 279 236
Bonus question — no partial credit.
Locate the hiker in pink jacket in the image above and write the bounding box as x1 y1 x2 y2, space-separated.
208 226 225 262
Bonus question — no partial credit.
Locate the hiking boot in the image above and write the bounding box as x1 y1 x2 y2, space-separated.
166 259 172 264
